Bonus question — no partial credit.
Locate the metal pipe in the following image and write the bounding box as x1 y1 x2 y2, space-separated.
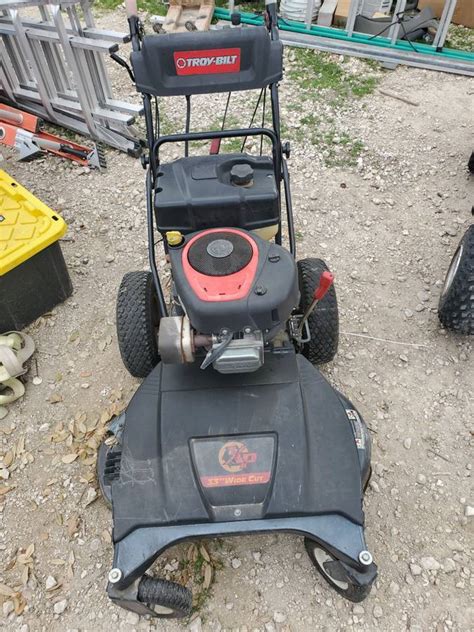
432 0 458 51
146 168 168 318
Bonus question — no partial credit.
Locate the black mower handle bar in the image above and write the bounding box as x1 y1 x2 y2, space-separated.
152 128 281 169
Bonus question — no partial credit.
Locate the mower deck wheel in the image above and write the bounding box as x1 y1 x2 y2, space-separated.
137 575 192 618
116 271 161 377
297 258 339 364
304 539 372 603
438 225 474 335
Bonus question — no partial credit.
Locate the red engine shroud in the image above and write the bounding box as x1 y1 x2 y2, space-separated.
182 228 259 303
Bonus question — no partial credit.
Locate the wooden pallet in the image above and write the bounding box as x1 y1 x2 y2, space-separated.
163 0 214 33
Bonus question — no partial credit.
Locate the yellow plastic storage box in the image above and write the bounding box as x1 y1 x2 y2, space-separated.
0 169 73 331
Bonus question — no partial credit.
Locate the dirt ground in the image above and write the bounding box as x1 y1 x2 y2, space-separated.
0 8 473 632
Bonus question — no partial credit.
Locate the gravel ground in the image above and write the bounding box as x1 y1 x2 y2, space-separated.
0 8 473 632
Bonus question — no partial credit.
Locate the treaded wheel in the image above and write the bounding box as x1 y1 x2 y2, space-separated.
304 539 373 603
137 575 192 618
297 258 339 364
116 271 161 377
97 439 112 508
438 225 474 335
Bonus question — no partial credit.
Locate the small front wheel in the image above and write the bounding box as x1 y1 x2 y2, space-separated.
304 539 373 602
137 575 192 618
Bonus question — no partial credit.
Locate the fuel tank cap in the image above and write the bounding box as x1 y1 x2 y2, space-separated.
230 164 254 186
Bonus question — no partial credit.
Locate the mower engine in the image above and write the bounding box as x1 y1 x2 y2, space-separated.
158 228 298 374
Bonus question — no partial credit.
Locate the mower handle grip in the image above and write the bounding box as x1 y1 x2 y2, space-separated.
125 0 138 18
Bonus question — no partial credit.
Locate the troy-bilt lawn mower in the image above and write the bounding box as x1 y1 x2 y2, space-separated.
98 0 377 617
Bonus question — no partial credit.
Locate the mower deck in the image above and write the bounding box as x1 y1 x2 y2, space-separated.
102 351 376 615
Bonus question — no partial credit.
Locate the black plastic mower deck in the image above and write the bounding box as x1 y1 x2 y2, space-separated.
105 352 372 595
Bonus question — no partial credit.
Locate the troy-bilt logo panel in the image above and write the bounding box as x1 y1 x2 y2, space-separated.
174 48 241 76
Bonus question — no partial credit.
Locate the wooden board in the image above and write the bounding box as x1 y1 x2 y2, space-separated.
163 0 215 33
418 0 474 29
318 0 339 26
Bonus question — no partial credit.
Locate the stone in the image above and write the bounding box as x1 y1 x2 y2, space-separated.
126 611 140 625
373 605 383 618
370 480 380 493
410 563 422 576
45 575 57 590
464 505 474 517
404 438 412 449
417 291 430 302
421 557 440 571
2 600 14 616
53 599 68 615
442 558 456 573
446 539 463 551
273 611 286 623
389 581 400 595
231 558 242 569
83 487 97 507
353 605 365 615
189 616 203 632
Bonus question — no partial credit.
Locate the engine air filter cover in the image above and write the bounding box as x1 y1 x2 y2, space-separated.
188 231 253 277
168 227 299 336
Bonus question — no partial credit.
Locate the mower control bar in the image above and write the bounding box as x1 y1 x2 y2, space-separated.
152 128 279 161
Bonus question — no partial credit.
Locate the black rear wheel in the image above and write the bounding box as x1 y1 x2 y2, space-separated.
438 225 474 335
304 539 373 603
116 271 161 377
297 258 339 364
137 575 192 618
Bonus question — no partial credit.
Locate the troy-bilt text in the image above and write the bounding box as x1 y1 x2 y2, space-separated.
174 48 241 76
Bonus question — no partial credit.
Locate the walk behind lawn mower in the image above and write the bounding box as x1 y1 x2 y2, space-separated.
98 0 377 617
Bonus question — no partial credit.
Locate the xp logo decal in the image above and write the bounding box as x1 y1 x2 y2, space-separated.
174 48 241 76
192 435 274 489
218 441 257 473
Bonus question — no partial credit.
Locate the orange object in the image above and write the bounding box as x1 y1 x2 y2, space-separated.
0 104 40 133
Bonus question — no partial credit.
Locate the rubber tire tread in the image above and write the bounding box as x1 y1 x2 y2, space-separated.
304 539 372 603
438 225 474 334
116 271 160 378
137 575 192 618
297 258 339 364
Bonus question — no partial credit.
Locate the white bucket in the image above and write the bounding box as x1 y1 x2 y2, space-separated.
280 0 322 23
